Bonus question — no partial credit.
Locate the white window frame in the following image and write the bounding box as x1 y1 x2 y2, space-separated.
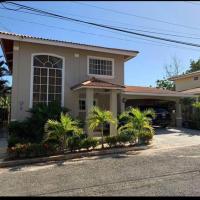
194 76 199 81
87 56 114 79
79 98 98 112
30 53 65 108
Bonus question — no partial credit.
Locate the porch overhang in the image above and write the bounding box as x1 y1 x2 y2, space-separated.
71 77 125 91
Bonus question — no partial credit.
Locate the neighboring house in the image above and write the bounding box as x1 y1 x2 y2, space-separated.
169 71 200 96
0 31 193 135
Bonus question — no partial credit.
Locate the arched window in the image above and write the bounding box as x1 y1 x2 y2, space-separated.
32 54 63 106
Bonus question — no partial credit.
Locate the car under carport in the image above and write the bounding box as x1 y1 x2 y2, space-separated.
121 86 195 127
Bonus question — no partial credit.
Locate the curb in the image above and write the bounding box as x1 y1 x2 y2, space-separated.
0 144 153 168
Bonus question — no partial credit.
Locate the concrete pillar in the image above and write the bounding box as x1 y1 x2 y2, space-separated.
86 88 94 136
110 90 117 136
176 99 182 127
120 94 125 113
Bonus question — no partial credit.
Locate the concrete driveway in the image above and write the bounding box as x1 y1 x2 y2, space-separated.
153 127 200 150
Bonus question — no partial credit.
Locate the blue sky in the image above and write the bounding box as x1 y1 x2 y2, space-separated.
1 1 200 87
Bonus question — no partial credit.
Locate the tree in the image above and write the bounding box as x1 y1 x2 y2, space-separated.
156 79 175 90
118 108 155 142
164 56 181 79
156 56 181 91
44 112 83 152
87 106 116 149
0 56 11 96
185 58 200 74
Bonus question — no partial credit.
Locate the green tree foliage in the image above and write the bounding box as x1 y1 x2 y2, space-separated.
87 106 116 149
0 56 11 96
186 58 200 74
156 79 175 90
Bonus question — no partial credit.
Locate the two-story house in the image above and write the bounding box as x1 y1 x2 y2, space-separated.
169 70 200 96
0 31 192 135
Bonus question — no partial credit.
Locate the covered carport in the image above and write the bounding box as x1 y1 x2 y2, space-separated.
121 86 194 127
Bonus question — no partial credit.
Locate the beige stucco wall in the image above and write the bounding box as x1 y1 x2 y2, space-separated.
174 76 200 91
11 41 125 121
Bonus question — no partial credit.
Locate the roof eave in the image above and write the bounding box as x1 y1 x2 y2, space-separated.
123 91 195 98
0 32 138 59
72 86 125 91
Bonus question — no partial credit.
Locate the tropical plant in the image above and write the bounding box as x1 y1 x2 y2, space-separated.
118 107 156 143
67 134 82 152
44 112 83 152
192 101 200 109
87 106 117 149
80 137 99 150
117 131 135 145
105 136 118 148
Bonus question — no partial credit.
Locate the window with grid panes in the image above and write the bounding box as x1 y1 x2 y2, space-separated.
32 55 63 106
88 57 113 77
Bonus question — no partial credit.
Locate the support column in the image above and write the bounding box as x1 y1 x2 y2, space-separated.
120 94 125 113
176 99 182 128
86 88 94 136
110 90 117 136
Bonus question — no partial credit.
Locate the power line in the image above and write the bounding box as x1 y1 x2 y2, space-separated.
73 1 200 32
3 2 200 48
22 3 200 39
0 14 200 53
1 4 200 41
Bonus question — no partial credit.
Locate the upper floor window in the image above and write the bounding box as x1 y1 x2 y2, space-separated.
194 76 199 81
88 56 114 78
32 54 63 107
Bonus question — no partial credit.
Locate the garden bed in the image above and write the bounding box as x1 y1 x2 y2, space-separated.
0 142 153 168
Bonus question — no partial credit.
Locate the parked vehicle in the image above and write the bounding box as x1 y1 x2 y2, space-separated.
135 106 171 128
151 108 171 128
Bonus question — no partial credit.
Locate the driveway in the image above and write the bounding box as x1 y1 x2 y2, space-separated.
153 127 200 150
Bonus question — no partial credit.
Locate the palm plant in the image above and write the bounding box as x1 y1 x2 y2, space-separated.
87 106 117 149
44 112 83 152
118 107 156 143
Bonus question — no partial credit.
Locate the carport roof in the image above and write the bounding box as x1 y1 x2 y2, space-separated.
124 86 194 97
179 87 200 95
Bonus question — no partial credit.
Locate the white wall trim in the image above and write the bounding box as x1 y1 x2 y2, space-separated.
87 55 115 79
30 53 65 108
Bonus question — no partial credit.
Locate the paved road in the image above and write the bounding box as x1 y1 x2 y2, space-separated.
1 144 200 196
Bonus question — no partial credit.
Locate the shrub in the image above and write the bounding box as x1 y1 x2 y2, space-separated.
117 131 134 145
105 136 118 148
7 142 58 159
138 131 154 144
67 135 82 152
80 137 98 150
8 102 70 147
8 134 28 148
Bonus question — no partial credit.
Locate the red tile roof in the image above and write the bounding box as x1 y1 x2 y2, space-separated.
124 86 192 97
179 87 200 95
71 77 125 90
